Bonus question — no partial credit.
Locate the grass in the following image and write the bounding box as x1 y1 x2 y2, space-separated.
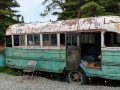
0 67 22 76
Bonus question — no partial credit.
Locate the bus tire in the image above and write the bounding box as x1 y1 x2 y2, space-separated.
65 67 87 85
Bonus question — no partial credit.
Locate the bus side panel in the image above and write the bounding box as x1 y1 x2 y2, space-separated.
102 51 114 74
113 51 120 74
83 50 120 79
101 50 120 79
6 48 66 73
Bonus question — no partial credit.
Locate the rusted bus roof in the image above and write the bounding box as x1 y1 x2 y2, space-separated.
78 16 120 32
78 17 102 31
59 20 78 32
6 16 120 35
103 16 120 33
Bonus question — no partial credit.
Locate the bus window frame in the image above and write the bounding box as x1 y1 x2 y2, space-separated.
6 35 12 47
12 34 26 47
104 31 120 47
7 33 66 49
42 33 57 46
60 33 65 47
27 34 40 46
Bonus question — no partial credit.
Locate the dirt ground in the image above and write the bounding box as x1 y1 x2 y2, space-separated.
0 46 5 50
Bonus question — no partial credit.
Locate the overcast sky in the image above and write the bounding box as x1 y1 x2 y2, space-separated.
15 0 58 23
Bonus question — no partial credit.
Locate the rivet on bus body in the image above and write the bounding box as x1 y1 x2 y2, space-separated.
105 80 107 83
51 75 52 79
51 75 52 77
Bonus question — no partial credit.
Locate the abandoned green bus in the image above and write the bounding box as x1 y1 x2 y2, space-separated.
5 16 120 85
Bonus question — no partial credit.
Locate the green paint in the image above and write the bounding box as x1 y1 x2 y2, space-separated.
0 50 5 67
81 50 120 80
6 48 66 73
6 47 120 80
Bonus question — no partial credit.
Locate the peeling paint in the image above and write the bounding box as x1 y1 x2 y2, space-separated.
6 16 120 35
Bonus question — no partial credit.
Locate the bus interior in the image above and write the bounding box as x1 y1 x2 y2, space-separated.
81 32 101 69
81 31 120 69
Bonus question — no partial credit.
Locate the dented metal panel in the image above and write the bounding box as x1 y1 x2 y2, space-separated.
6 47 66 73
6 16 120 35
66 48 80 70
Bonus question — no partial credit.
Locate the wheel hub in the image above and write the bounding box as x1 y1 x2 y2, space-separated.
70 71 82 83
73 73 80 80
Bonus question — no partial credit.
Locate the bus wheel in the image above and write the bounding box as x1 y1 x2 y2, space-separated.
65 68 87 85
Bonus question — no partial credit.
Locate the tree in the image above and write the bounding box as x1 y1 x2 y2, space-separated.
41 0 120 20
0 0 22 45
80 0 120 17
80 1 105 17
40 0 64 18
58 0 86 20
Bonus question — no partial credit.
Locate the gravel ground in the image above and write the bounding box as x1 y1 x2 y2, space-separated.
0 73 120 90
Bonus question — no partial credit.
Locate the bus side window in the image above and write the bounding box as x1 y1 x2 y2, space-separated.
104 32 111 47
27 34 34 46
60 34 65 46
14 35 19 46
105 32 120 47
51 34 57 46
43 34 50 46
27 34 40 46
66 34 77 46
34 34 40 45
6 35 12 47
43 34 57 46
72 34 77 46
19 35 25 46
14 35 25 46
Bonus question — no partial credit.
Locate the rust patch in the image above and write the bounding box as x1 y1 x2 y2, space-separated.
61 20 78 26
29 28 34 34
115 23 120 32
42 23 51 29
18 23 25 26
82 17 94 24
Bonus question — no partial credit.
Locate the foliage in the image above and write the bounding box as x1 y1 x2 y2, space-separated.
55 74 61 80
40 0 64 17
0 0 24 45
80 1 105 17
41 0 120 20
0 67 22 76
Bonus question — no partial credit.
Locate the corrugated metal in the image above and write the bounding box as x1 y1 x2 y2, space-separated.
6 16 120 35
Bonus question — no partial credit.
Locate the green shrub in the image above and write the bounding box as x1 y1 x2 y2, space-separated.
55 74 61 80
0 67 22 76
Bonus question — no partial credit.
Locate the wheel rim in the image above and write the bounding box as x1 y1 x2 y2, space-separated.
69 70 82 84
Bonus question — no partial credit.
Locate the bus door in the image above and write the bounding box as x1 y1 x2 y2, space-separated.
66 32 81 70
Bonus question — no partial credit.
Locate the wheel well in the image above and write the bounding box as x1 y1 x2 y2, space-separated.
78 66 86 76
63 66 86 74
